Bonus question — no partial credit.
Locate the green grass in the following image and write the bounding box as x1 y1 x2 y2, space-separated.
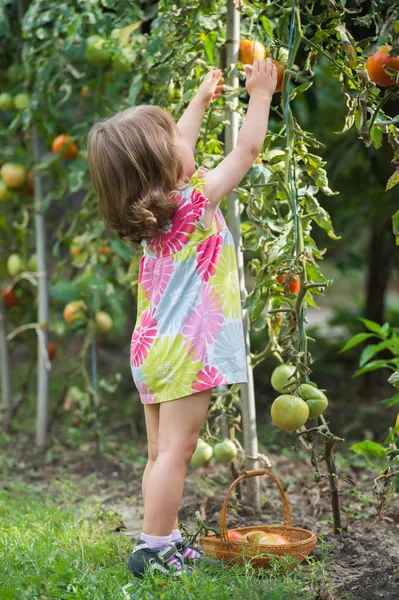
0 481 331 600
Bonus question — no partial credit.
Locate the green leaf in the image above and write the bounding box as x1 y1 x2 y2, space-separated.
354 359 397 377
340 333 375 353
393 210 399 246
359 340 394 367
370 125 383 149
359 318 384 336
382 393 399 407
128 73 143 106
350 441 386 458
302 194 340 240
289 81 313 100
388 372 399 387
387 168 399 191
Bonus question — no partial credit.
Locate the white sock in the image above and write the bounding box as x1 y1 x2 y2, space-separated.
140 532 172 550
171 528 182 543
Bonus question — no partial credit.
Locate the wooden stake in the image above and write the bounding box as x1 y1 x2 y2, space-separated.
225 0 261 509
32 127 49 448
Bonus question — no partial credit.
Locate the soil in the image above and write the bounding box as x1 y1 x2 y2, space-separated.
2 441 399 600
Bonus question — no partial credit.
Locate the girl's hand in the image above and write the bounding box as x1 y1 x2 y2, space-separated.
195 69 224 109
245 58 277 99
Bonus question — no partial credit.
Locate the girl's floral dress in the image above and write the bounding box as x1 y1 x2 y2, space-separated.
131 167 247 404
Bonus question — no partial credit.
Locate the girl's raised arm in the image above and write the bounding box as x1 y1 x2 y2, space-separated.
177 70 224 151
203 59 277 206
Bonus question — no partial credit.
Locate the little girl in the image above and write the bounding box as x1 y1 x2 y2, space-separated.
87 58 276 578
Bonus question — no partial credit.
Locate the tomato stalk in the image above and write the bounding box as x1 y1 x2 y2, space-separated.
78 318 101 453
279 2 344 534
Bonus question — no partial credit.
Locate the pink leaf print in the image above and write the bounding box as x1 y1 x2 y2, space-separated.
196 233 222 282
191 189 208 221
149 198 196 256
135 380 156 404
131 310 157 367
141 257 175 306
192 366 226 392
183 285 223 361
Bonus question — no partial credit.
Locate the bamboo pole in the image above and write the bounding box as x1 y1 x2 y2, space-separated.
0 297 12 430
32 127 49 448
225 0 261 508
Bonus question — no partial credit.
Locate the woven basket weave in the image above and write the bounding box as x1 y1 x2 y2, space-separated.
199 469 317 569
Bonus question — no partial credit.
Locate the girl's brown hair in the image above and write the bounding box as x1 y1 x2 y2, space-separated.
87 105 183 244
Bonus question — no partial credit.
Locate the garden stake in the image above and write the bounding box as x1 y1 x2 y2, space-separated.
32 127 50 449
225 0 261 508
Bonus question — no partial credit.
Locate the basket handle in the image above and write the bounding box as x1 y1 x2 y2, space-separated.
219 469 292 543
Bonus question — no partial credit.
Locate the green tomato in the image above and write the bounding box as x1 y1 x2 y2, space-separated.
85 35 111 68
299 384 328 419
112 48 135 74
0 93 14 112
0 181 12 202
7 254 24 277
27 255 38 272
271 394 309 431
7 64 20 82
13 93 30 110
190 438 213 467
95 311 113 334
271 364 296 393
213 439 238 463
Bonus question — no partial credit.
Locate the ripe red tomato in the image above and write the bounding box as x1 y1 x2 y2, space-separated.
52 134 78 160
227 530 243 542
272 60 285 92
367 45 399 87
48 341 57 361
35 341 57 363
1 287 18 309
63 300 87 325
276 272 300 294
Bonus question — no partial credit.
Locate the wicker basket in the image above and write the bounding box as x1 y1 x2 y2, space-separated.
199 469 317 569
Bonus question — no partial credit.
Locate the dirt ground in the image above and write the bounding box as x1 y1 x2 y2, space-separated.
2 441 399 600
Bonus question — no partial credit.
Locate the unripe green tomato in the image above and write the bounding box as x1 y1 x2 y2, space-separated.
271 364 296 393
27 255 38 272
7 254 24 277
13 93 30 110
271 394 309 431
299 384 328 419
0 181 12 202
0 93 14 112
213 439 237 463
190 438 213 466
85 35 111 68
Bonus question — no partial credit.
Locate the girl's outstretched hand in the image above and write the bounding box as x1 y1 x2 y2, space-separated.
195 69 224 109
245 58 277 99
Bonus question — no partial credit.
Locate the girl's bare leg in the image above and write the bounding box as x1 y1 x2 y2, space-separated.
142 390 212 536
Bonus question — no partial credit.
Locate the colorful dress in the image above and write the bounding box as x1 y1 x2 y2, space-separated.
130 167 248 404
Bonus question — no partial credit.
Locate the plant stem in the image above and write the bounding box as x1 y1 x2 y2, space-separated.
302 35 359 88
324 438 342 534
